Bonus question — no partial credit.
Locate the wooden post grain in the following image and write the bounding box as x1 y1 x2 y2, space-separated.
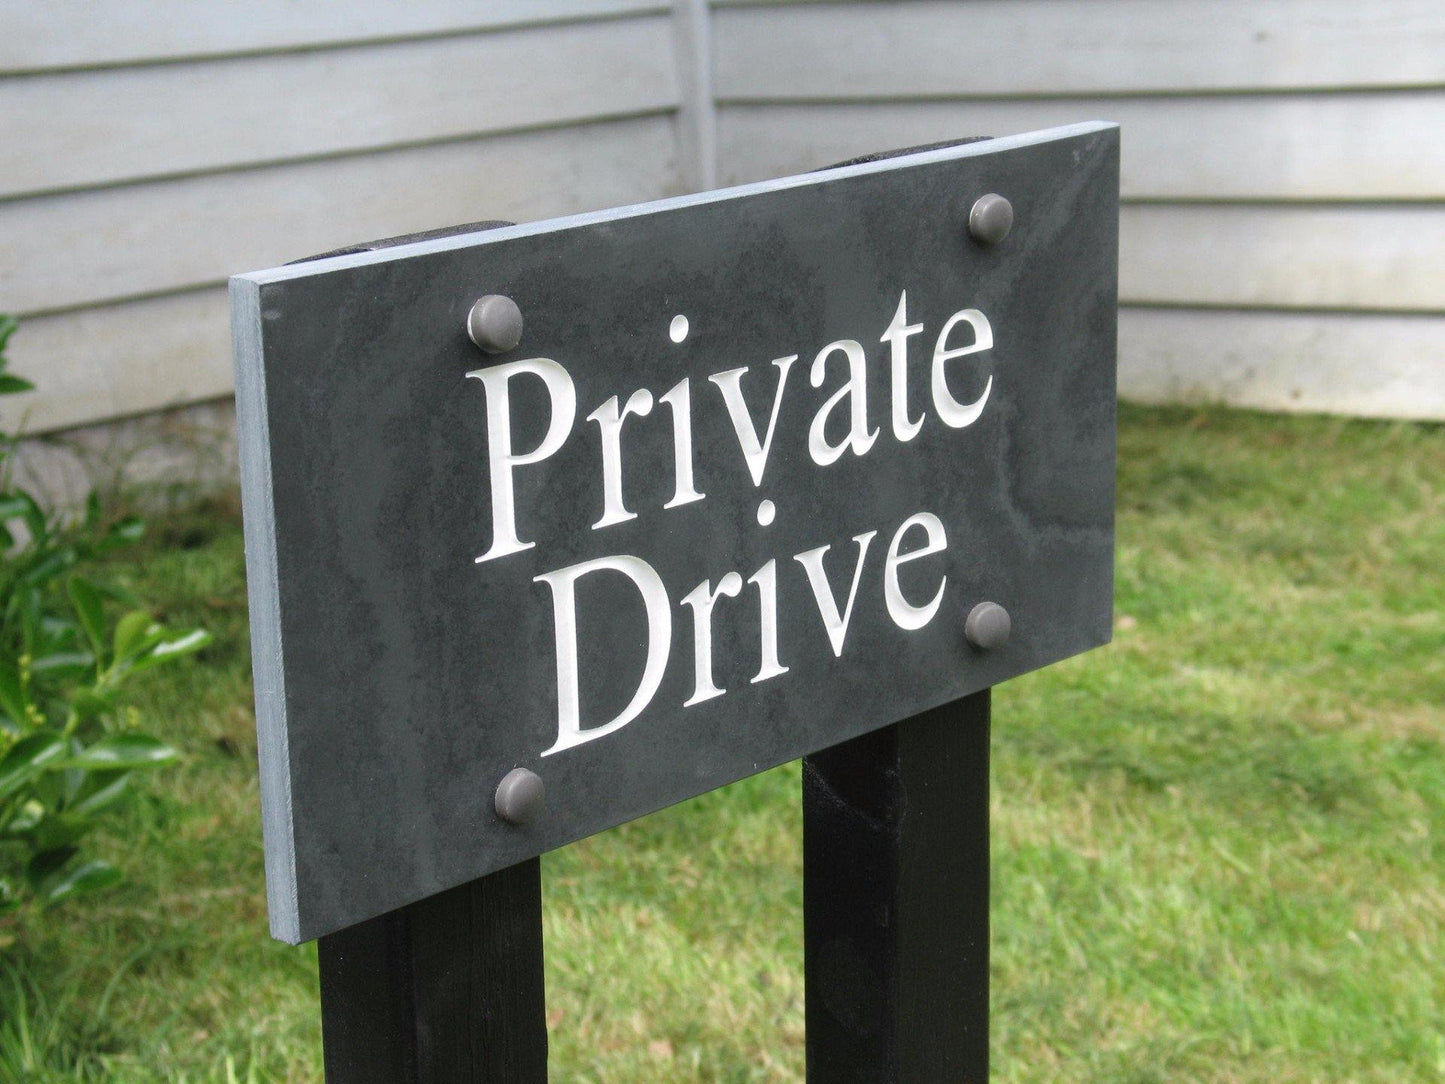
317 858 548 1083
803 690 991 1082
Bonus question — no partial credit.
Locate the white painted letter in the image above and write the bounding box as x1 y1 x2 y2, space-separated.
709 356 797 487
535 555 672 756
587 388 654 529
658 378 706 509
794 531 878 657
931 309 994 428
881 292 924 442
681 572 744 706
747 559 789 683
884 513 948 630
809 340 879 466
469 358 576 564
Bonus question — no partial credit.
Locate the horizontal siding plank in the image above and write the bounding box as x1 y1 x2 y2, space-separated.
1121 205 1445 312
717 96 1445 199
715 0 1445 98
0 1 666 74
0 116 683 317
0 18 679 199
1119 307 1445 419
3 290 232 435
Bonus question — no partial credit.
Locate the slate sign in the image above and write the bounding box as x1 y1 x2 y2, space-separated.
232 122 1119 944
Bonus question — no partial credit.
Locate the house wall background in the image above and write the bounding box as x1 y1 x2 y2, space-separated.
2 2 697 439
712 0 1445 420
3 0 1442 473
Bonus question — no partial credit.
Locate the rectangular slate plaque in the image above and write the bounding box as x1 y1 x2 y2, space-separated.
233 122 1119 943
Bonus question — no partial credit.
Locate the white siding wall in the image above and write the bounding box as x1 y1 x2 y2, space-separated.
4 0 1443 437
1 2 694 434
712 0 1445 419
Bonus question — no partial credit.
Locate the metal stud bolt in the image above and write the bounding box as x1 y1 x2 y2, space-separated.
494 767 545 826
467 294 524 354
968 194 1013 245
965 601 1011 650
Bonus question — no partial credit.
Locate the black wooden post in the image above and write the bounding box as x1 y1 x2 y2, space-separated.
317 858 548 1083
803 689 991 1082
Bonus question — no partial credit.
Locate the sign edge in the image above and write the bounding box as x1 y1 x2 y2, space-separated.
231 277 304 945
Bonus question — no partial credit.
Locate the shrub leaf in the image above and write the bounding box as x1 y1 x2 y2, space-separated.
41 860 121 907
0 732 67 801
63 734 179 770
67 576 107 664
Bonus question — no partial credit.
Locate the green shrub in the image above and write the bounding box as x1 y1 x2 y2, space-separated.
0 314 210 914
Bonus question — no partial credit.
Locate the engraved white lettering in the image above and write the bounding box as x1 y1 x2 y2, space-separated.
932 309 994 428
681 573 744 706
535 555 672 756
709 357 797 487
469 358 576 564
794 531 878 657
882 291 925 442
884 512 948 630
587 388 654 529
808 340 878 467
472 296 1003 755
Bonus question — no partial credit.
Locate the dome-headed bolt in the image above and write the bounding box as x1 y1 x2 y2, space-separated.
494 767 544 826
965 601 1011 650
968 194 1014 245
467 294 524 354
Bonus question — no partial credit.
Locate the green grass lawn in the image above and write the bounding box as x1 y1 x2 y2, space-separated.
0 404 1440 1082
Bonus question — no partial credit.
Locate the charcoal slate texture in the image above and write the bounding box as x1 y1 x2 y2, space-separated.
232 122 1120 943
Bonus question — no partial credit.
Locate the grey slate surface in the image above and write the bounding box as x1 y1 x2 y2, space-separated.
232 122 1119 943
